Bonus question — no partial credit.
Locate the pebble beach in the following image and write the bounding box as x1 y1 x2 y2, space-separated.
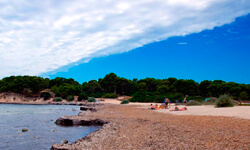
52 103 250 149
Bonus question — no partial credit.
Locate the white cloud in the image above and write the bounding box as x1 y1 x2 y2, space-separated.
178 43 188 45
0 0 249 78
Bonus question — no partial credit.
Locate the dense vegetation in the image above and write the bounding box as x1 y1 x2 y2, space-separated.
0 73 249 102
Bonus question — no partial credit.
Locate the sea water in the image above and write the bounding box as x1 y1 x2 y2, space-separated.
0 104 100 150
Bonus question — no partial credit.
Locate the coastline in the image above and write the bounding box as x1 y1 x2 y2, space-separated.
51 104 250 149
1 96 249 149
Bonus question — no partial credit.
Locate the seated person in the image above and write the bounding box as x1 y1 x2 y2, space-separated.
155 104 159 109
150 104 155 110
150 104 159 110
158 104 165 109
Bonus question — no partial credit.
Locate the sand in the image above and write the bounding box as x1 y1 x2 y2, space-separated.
52 104 250 149
98 98 250 120
157 105 250 120
1 94 249 119
1 94 249 149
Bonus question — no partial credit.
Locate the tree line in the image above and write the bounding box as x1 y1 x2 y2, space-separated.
0 73 249 102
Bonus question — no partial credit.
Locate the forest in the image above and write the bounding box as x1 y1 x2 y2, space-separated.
0 73 249 102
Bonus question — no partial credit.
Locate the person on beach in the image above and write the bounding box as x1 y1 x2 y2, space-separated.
171 106 187 111
183 97 187 103
155 104 158 109
183 95 188 103
150 104 159 110
166 98 170 108
163 98 167 109
150 104 155 110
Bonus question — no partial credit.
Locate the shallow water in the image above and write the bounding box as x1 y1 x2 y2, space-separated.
0 104 100 150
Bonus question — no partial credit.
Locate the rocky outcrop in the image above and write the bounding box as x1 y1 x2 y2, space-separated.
80 106 97 112
55 116 107 126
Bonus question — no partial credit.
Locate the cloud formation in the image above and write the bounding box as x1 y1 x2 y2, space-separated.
0 0 249 78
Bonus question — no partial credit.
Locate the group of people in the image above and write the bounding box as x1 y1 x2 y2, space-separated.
150 98 171 110
150 97 188 111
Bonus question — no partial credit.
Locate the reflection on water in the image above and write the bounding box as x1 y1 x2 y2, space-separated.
0 104 100 150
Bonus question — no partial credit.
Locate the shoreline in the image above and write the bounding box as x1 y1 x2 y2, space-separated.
0 101 88 106
51 104 250 149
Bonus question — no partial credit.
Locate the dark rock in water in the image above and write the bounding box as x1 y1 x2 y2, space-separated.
22 128 28 132
55 118 73 126
55 117 107 126
80 106 97 112
61 140 68 144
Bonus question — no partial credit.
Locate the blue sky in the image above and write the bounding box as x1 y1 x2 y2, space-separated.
0 0 250 84
45 14 250 84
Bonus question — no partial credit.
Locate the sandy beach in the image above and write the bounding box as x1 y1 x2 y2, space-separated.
99 98 250 119
52 103 250 149
1 94 249 149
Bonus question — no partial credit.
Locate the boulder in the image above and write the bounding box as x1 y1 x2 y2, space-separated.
80 106 97 112
22 128 28 132
61 140 68 144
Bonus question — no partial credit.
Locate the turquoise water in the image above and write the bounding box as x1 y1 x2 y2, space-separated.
0 104 100 150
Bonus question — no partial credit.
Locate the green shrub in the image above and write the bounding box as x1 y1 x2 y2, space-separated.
186 101 202 106
102 93 118 98
55 97 62 102
40 92 51 100
88 97 96 102
172 93 184 100
203 97 218 105
66 95 74 102
78 92 88 101
216 94 234 107
88 92 106 98
238 103 250 106
130 92 155 103
121 100 129 104
187 96 205 102
130 92 177 103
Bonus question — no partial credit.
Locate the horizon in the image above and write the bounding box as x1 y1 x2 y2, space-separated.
1 0 250 84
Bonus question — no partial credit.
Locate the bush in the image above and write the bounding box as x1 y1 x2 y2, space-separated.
121 100 129 104
216 94 234 107
238 103 250 106
55 97 62 102
88 92 106 98
172 93 184 100
130 92 155 103
102 93 118 98
186 101 202 106
40 92 51 100
88 97 96 102
203 97 218 105
66 95 74 102
130 92 178 103
78 92 88 101
187 96 205 102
